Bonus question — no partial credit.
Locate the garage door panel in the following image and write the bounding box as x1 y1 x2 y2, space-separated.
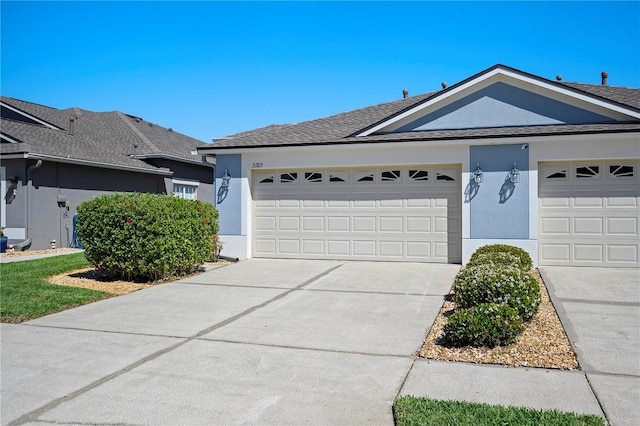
407 241 431 257
540 217 570 235
573 217 603 235
353 216 376 232
255 216 276 231
254 239 276 255
278 240 300 254
302 217 324 232
253 166 462 263
608 245 638 263
302 240 324 255
407 197 430 208
539 160 640 267
353 240 376 256
327 240 350 255
407 217 430 233
607 217 638 235
380 241 403 257
327 216 350 232
574 244 604 262
379 216 403 232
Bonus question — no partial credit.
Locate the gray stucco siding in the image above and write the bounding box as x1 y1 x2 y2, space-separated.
214 154 242 235
395 82 614 132
469 144 529 239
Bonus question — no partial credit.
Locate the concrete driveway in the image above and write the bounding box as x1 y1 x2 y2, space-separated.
539 267 640 426
1 259 460 425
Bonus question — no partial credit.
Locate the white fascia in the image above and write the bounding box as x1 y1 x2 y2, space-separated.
356 67 640 136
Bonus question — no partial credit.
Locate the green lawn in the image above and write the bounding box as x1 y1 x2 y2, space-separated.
0 253 110 323
393 396 605 426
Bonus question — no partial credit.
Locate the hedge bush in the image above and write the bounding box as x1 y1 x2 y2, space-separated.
466 252 528 271
452 264 541 321
444 303 525 347
468 244 533 271
77 193 218 282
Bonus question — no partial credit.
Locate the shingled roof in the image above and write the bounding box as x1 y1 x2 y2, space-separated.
200 66 640 151
0 97 210 174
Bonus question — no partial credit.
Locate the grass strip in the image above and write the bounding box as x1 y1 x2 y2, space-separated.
393 396 605 426
1 253 110 323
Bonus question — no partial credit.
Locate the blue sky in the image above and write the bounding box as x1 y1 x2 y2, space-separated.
2 1 639 143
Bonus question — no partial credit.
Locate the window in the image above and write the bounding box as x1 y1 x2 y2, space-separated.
576 165 600 179
280 172 298 183
354 170 375 182
329 172 347 182
173 183 197 200
381 170 401 182
609 165 635 178
305 172 323 183
409 169 429 181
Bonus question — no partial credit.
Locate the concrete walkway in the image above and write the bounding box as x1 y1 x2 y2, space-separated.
1 257 637 425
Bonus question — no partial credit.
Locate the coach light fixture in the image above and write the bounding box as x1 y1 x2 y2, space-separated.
473 164 483 184
509 163 520 184
221 169 231 189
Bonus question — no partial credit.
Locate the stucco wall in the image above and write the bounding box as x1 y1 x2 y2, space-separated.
469 143 529 239
26 162 164 250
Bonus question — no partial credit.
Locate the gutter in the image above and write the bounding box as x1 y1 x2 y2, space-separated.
15 153 174 176
133 153 213 167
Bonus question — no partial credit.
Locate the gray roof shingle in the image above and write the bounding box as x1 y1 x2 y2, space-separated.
0 96 210 173
201 67 640 151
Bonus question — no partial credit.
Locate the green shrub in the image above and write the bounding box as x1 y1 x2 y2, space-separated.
452 265 541 321
466 252 528 271
77 193 218 281
444 303 525 347
469 244 533 271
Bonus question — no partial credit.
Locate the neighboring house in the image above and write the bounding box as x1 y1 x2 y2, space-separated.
0 97 214 250
198 64 640 268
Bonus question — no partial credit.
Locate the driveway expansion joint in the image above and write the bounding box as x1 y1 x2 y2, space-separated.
194 337 414 359
6 263 346 426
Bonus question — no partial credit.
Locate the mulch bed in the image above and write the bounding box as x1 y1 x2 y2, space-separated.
419 269 579 370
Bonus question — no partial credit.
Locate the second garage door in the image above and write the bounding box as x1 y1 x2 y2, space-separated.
252 166 462 263
539 160 640 267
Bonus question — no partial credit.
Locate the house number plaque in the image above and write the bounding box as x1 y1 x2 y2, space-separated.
253 162 264 168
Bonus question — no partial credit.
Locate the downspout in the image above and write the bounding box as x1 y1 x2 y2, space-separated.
23 159 43 249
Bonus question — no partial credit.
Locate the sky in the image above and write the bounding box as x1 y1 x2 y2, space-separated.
1 1 639 143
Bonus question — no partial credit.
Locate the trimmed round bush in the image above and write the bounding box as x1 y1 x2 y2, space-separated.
466 252 528 271
77 193 218 281
452 264 541 321
444 303 525 347
468 244 533 271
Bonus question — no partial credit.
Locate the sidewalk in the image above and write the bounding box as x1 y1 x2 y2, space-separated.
0 249 83 263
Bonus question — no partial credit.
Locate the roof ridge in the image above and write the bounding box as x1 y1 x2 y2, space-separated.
116 111 162 154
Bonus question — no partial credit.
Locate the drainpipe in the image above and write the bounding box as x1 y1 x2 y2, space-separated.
24 159 43 248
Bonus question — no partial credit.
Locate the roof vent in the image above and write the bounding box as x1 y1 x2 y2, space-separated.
556 75 563 81
402 89 409 99
68 115 78 135
441 82 447 89
601 71 608 85
168 128 173 132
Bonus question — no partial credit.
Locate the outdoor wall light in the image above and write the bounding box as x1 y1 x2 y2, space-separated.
509 163 520 184
8 176 19 196
473 164 483 184
221 169 231 189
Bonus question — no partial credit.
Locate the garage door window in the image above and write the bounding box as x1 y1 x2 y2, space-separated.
609 165 635 178
576 166 600 179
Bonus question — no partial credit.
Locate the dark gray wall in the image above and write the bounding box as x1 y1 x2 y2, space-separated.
143 158 214 204
25 162 163 249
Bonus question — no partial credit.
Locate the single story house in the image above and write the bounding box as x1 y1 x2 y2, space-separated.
1 96 214 250
198 64 640 267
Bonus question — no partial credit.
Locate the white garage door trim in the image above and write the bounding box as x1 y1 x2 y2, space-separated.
539 160 640 267
252 165 462 263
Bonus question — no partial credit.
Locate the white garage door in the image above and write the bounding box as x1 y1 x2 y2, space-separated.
539 160 640 267
252 166 462 263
